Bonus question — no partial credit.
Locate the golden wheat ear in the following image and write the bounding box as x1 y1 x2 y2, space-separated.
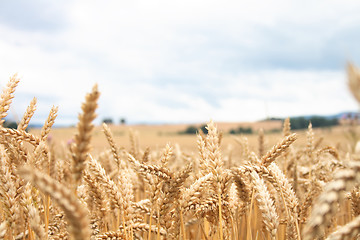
18 165 91 240
303 161 360 240
249 169 279 239
0 221 7 238
347 62 360 104
72 84 100 186
0 74 20 126
325 214 360 240
17 97 37 131
0 153 17 238
40 105 59 141
283 117 291 137
261 133 297 166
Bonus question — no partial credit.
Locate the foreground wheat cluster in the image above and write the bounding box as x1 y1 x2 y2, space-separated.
1 65 360 240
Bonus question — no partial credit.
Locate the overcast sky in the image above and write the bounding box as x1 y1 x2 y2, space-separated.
1 0 360 126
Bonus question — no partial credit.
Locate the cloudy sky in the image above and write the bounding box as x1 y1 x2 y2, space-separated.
1 0 360 126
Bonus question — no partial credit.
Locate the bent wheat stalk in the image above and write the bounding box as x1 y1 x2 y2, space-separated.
261 133 297 166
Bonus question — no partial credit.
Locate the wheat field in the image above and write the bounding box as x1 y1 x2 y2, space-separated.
1 64 360 240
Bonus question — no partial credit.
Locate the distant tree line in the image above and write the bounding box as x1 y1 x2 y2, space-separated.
102 117 127 125
180 124 253 135
229 127 253 134
179 116 339 135
179 124 208 135
4 120 18 129
289 116 339 129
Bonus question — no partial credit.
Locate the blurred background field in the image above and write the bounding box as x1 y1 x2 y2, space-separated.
29 120 353 156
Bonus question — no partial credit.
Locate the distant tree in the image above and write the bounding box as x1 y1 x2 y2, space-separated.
179 124 209 135
239 127 253 134
267 128 282 133
200 124 208 134
120 118 126 125
268 117 283 121
182 125 198 134
3 120 17 129
229 129 237 134
290 117 308 130
102 118 113 124
311 116 339 128
229 126 253 134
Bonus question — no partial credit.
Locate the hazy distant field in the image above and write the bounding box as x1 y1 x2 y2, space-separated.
29 120 350 155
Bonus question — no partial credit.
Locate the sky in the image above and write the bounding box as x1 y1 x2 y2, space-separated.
0 0 360 126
